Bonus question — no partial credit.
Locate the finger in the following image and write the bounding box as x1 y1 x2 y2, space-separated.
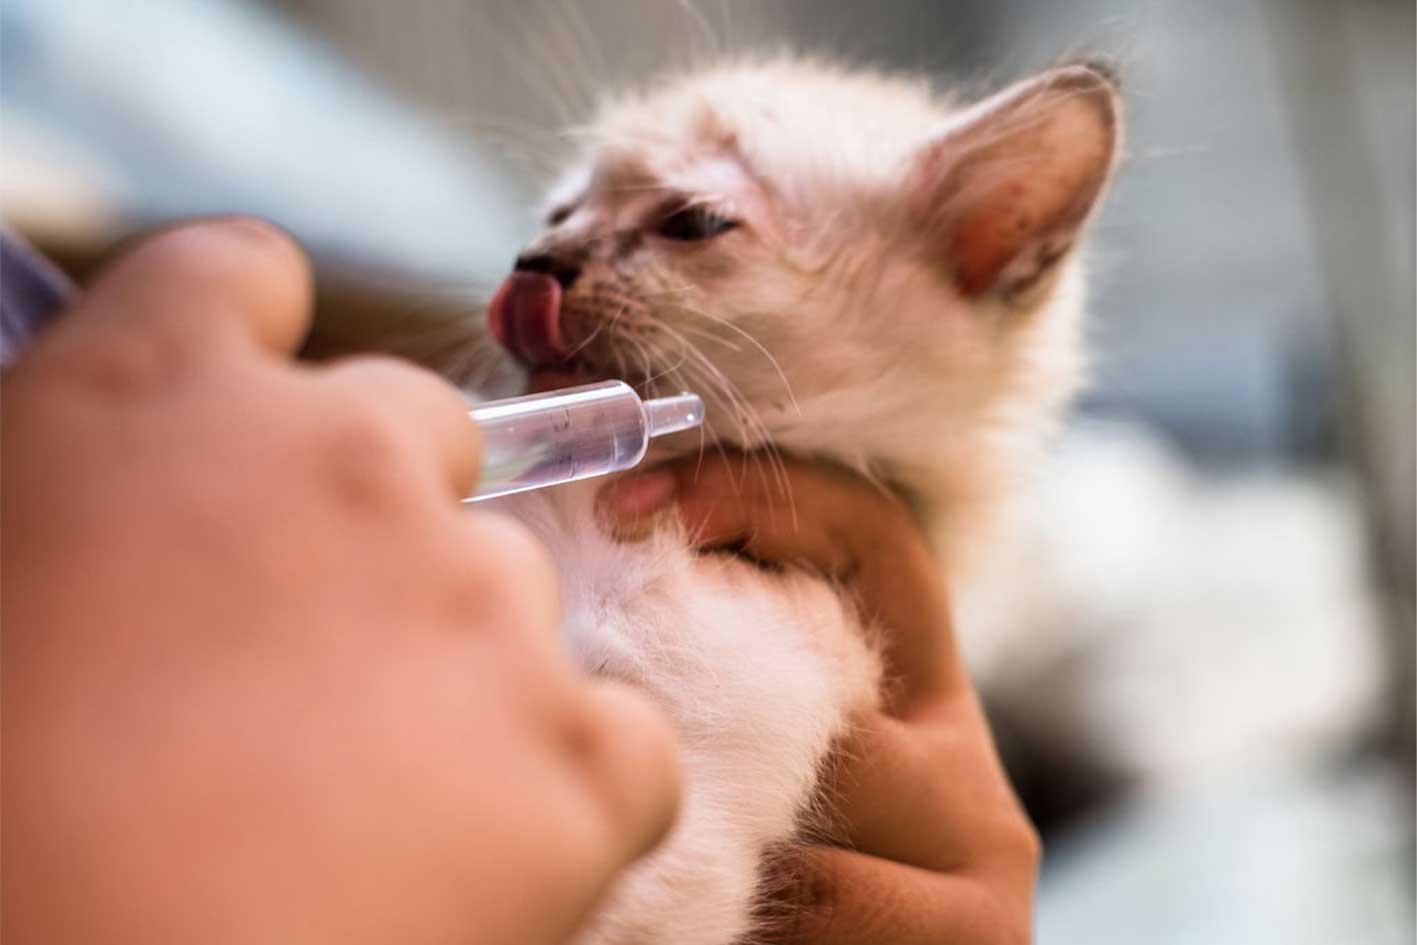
604 452 959 705
821 704 1038 875
853 532 959 707
319 355 482 500
570 680 682 865
452 508 561 644
758 845 1034 945
601 453 859 577
70 218 313 357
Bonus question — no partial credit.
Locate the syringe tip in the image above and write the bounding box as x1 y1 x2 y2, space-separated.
645 392 705 439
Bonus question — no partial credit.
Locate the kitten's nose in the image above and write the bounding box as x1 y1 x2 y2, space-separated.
514 252 581 290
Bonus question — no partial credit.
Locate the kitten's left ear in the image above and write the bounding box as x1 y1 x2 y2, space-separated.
909 63 1122 300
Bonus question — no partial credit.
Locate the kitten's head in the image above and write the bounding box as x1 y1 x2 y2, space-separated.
488 58 1121 508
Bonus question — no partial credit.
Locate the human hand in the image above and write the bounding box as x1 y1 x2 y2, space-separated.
600 455 1038 944
2 220 679 945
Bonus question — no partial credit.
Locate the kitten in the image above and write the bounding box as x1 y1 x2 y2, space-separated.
482 57 1121 945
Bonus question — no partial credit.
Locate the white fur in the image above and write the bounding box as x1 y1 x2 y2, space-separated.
483 57 1120 944
490 485 879 944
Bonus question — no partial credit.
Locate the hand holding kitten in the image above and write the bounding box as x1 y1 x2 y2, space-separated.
602 457 1038 945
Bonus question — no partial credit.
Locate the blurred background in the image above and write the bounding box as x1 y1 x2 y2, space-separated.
2 1 1412 941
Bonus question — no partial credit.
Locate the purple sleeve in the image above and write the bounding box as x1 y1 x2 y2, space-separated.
1 226 76 368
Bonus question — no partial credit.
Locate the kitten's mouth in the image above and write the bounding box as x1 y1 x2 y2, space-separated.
488 271 622 393
487 272 568 369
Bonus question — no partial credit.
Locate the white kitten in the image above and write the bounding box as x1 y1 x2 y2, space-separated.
483 57 1121 945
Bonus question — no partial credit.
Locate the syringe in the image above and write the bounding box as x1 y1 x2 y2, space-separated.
466 381 704 502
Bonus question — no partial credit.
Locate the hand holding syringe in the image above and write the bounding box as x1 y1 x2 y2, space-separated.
466 381 704 501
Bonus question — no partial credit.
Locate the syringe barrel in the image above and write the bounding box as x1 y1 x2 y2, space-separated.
466 380 678 502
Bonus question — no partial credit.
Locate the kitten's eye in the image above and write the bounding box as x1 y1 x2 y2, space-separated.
656 206 740 241
546 205 573 226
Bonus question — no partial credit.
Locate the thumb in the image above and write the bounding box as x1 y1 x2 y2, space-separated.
68 218 313 359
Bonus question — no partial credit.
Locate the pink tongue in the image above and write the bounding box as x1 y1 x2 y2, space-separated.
487 272 567 368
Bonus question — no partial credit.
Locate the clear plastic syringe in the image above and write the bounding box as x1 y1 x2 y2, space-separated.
466 380 704 502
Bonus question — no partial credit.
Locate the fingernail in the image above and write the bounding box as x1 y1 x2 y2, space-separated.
600 469 678 520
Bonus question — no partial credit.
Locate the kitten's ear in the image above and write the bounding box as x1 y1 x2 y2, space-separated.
909 63 1121 300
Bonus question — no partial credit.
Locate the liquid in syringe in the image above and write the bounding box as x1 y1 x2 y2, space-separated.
466 381 703 501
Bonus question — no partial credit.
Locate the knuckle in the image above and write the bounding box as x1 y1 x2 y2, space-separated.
54 329 187 400
333 355 479 449
156 218 312 319
324 354 415 394
321 406 416 510
985 807 1043 870
459 511 560 627
332 352 412 379
209 215 303 255
561 684 679 852
1010 818 1044 868
1021 813 1043 853
335 353 462 405
189 216 308 278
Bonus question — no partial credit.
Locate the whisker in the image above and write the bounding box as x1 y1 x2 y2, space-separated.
659 327 795 513
660 314 796 501
674 361 743 494
675 303 801 417
562 299 620 360
667 322 744 353
640 281 802 419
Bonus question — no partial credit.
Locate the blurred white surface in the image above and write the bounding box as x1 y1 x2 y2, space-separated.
1039 757 1411 945
964 421 1382 777
0 0 525 281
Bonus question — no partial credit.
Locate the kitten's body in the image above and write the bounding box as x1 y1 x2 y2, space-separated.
492 484 878 944
482 57 1121 944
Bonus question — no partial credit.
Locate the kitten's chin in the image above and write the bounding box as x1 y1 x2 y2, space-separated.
526 365 656 398
526 367 596 394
